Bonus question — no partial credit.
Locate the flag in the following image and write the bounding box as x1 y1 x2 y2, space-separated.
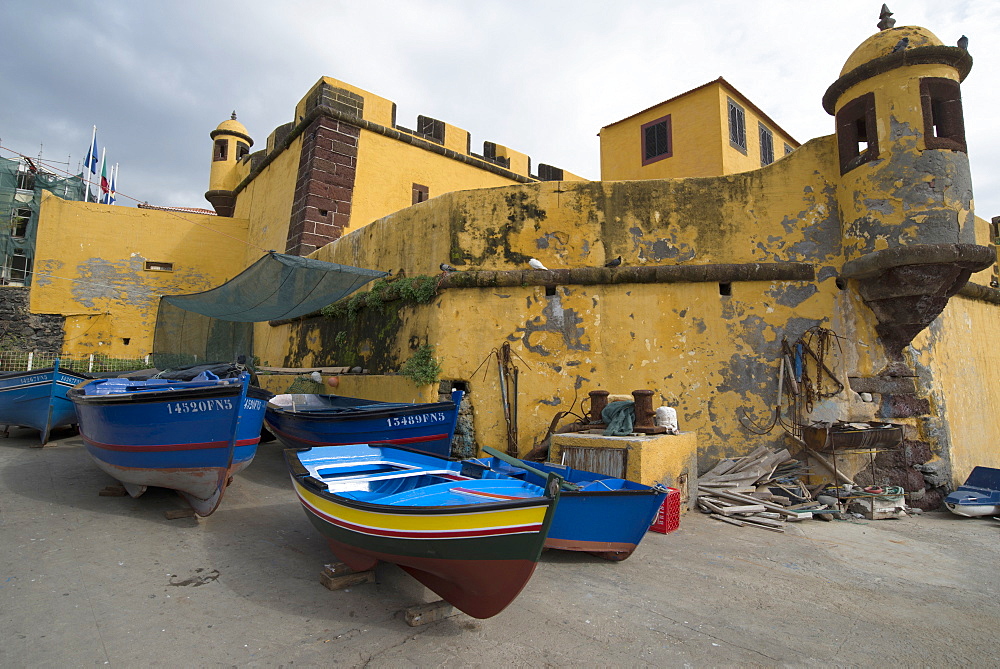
84 127 98 174
109 164 117 205
99 149 110 203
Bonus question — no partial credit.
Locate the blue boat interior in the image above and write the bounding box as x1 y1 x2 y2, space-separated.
81 371 241 396
270 389 462 415
946 466 1000 505
470 457 652 493
297 445 547 507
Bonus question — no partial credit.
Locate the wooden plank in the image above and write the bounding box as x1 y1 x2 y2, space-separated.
709 513 745 527
710 488 801 517
701 458 740 479
740 520 785 533
719 504 767 516
164 508 196 520
707 468 765 483
728 445 771 473
741 515 785 528
698 497 728 515
99 485 128 497
320 562 375 591
405 600 457 626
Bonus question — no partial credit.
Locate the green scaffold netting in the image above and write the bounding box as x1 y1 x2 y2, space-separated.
151 252 385 368
162 252 386 322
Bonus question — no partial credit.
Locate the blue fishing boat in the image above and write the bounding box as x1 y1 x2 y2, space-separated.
470 446 668 560
68 370 271 516
286 443 560 619
944 466 1000 518
265 389 463 458
0 360 91 445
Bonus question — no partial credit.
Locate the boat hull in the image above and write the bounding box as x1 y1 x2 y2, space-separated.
944 466 1000 519
70 374 270 516
265 390 462 457
286 444 557 618
0 366 91 444
472 458 667 560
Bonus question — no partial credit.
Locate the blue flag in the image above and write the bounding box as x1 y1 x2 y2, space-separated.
84 129 98 174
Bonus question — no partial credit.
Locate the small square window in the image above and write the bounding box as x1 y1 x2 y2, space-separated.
236 141 250 160
759 123 774 166
7 251 30 284
728 98 747 154
641 115 672 165
920 78 966 152
213 139 228 161
412 184 429 205
144 261 173 272
784 143 794 156
836 92 879 174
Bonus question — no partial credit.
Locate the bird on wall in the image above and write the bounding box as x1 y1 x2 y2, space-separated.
957 35 969 50
605 256 622 268
528 258 548 270
310 371 322 383
891 36 909 53
440 263 459 272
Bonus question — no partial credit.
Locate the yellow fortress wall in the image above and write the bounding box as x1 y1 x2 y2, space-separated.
31 193 249 359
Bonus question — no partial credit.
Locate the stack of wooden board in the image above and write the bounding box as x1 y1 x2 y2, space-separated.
695 446 838 532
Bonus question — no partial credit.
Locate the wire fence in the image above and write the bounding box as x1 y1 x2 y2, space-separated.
0 351 157 373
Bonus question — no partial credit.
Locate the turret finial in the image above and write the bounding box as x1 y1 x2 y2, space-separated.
877 4 896 31
231 111 238 120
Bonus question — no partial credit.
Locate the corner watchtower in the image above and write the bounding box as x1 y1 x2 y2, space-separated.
205 112 253 217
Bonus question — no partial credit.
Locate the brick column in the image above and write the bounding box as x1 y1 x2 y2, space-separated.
286 116 360 256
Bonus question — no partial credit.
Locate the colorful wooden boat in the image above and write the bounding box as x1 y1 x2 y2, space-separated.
945 466 1000 518
68 371 271 516
0 360 91 444
285 443 560 619
265 389 463 457
470 447 668 560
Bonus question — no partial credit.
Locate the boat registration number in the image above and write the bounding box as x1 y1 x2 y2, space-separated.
166 399 234 414
165 397 266 414
386 412 447 427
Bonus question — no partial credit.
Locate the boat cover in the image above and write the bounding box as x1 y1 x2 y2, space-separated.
161 252 386 322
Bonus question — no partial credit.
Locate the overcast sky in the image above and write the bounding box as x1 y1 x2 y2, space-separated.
4 1 999 219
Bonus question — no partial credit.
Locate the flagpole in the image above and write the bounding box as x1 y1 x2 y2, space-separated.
86 125 96 202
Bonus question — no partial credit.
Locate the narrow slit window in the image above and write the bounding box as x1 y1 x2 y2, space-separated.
719 282 732 296
144 261 173 272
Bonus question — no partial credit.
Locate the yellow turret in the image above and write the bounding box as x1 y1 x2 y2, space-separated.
205 111 253 217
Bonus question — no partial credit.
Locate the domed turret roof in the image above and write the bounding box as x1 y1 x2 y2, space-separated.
840 26 943 77
210 112 253 146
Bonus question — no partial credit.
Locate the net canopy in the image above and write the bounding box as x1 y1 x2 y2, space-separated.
161 251 386 322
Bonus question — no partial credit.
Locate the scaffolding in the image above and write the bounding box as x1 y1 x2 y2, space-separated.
0 156 86 286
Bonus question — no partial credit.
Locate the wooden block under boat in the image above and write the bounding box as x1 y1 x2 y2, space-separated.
405 600 457 626
320 562 375 591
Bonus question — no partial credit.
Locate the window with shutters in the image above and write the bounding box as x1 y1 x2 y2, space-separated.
728 98 747 154
759 123 774 166
920 78 966 152
640 115 672 165
836 92 878 174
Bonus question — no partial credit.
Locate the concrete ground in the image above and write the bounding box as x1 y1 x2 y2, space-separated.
2 428 998 668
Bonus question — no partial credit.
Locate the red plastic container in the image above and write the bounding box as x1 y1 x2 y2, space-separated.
649 487 681 534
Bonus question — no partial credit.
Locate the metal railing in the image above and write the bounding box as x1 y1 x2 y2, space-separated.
0 351 156 373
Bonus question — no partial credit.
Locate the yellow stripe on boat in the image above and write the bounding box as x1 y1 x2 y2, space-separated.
293 480 547 532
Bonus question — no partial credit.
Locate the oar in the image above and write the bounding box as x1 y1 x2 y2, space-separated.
482 445 580 491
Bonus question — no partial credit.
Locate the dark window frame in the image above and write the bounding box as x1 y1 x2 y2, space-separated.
920 77 966 152
759 123 774 166
412 183 429 205
236 141 250 160
728 98 747 154
836 92 879 174
641 115 673 165
144 261 174 272
213 139 228 161
8 250 30 284
11 207 31 238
